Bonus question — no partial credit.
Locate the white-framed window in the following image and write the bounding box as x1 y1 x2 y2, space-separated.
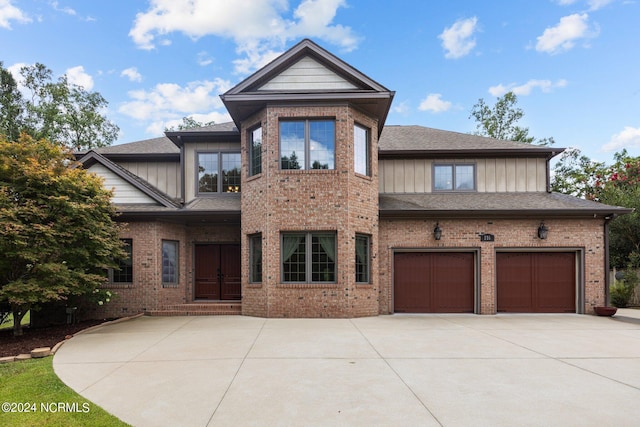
281 232 336 283
280 120 335 170
433 163 476 191
162 240 179 286
354 124 370 176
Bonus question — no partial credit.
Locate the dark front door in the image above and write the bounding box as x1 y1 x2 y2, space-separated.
194 244 241 300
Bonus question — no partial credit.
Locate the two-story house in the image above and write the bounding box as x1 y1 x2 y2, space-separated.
80 39 630 318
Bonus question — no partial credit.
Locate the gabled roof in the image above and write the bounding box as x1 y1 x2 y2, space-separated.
221 39 394 135
79 151 179 209
379 125 564 159
379 192 633 218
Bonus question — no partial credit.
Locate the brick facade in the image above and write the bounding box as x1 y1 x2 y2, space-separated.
378 217 606 315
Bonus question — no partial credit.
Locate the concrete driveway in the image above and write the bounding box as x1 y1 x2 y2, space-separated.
54 310 640 427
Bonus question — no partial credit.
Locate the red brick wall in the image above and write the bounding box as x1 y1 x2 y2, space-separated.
378 217 607 315
241 104 380 317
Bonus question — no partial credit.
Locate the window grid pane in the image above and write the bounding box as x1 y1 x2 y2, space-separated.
309 121 335 170
250 127 262 176
222 153 241 193
354 125 369 176
283 234 306 282
113 239 132 283
434 165 453 190
311 234 335 282
162 241 178 284
250 235 262 283
355 234 369 283
198 153 218 193
280 122 305 170
455 165 475 190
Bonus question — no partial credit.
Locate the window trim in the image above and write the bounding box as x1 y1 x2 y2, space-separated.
432 163 477 192
196 150 242 195
355 233 371 284
281 231 337 284
249 234 262 284
110 238 133 284
279 119 336 171
161 240 179 286
248 125 262 177
354 123 371 176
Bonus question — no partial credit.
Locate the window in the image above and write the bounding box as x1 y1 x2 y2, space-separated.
111 239 132 283
280 120 335 170
355 234 370 283
282 232 336 283
354 124 370 176
162 240 179 285
249 126 262 176
433 164 476 191
198 152 241 193
249 234 262 283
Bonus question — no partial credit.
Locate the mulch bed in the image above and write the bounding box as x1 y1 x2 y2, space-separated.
0 320 107 357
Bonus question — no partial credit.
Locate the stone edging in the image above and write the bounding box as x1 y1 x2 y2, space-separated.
0 313 144 364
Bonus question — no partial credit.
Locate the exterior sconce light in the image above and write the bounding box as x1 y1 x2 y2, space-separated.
434 223 442 241
537 222 548 240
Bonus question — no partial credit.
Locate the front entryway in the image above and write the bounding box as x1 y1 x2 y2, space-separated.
194 244 241 300
394 252 475 313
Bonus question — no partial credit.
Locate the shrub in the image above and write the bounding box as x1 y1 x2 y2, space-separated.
610 270 639 308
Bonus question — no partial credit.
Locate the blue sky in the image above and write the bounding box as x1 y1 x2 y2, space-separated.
1 0 639 162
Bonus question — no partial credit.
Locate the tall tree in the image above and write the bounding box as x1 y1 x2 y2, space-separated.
0 62 119 151
165 116 215 131
470 91 554 145
0 62 23 142
0 134 126 336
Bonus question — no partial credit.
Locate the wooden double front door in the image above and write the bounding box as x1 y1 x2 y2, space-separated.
194 244 241 300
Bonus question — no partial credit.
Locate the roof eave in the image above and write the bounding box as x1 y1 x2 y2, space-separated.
378 147 565 159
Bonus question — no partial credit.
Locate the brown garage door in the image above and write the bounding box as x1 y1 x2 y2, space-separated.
394 252 474 313
497 252 575 313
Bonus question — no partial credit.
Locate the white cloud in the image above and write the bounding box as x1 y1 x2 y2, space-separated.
418 93 452 113
118 78 232 135
535 13 597 54
438 17 479 59
392 100 409 114
51 1 76 16
65 65 94 90
0 0 31 29
197 51 213 66
555 0 614 10
602 126 640 152
128 0 358 74
488 79 568 96
121 67 142 82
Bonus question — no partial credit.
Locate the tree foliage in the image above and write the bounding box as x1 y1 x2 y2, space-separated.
165 116 215 132
0 134 126 336
0 62 119 151
470 91 554 145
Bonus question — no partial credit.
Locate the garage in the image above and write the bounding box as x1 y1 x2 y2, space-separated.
394 252 475 313
497 252 576 313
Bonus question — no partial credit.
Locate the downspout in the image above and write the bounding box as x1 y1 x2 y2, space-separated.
604 214 617 307
179 136 185 207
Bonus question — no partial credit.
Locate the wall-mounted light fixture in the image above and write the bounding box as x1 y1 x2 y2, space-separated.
434 223 442 241
537 221 548 240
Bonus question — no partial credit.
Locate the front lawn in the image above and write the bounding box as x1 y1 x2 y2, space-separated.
0 357 129 427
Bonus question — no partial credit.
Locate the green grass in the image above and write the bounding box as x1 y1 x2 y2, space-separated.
0 357 129 427
0 311 30 330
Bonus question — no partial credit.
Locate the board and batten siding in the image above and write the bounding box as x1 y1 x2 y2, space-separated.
184 142 241 203
118 161 180 199
379 158 547 193
258 56 358 91
88 164 158 204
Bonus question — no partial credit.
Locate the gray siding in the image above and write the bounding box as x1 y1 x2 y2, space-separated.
119 161 180 199
379 158 547 193
259 56 358 91
88 164 158 204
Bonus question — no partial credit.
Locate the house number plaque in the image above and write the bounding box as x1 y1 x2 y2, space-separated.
479 234 495 242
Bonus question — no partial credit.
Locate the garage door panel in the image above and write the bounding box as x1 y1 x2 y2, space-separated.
497 252 575 313
394 252 474 313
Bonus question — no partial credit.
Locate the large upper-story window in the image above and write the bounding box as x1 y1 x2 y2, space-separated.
433 163 476 191
280 120 335 170
198 152 241 193
249 126 262 176
354 124 370 176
